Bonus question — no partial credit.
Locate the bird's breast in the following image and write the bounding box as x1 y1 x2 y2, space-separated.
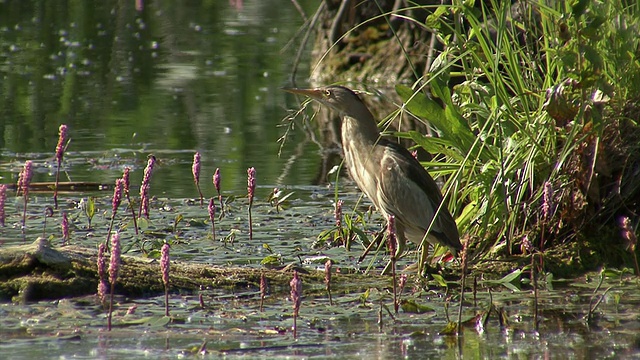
341 126 382 205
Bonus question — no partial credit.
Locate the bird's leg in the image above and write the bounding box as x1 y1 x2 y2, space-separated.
418 243 429 275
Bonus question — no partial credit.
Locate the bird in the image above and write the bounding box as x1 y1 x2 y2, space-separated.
284 85 462 273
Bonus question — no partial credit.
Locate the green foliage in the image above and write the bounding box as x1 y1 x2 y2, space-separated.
82 197 96 229
395 0 640 258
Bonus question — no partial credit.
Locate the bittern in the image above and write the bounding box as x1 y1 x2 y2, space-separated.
285 85 462 271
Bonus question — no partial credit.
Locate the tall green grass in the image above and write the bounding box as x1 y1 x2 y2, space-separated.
389 0 640 261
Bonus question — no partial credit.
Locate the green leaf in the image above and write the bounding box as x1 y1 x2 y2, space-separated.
85 197 96 219
396 84 491 161
400 299 435 313
260 254 283 267
571 0 590 18
439 321 458 335
137 217 150 231
425 6 448 29
431 273 449 288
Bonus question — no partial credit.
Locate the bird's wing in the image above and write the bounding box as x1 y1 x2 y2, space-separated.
376 139 461 252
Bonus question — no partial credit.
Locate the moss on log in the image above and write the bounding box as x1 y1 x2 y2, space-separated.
0 238 387 304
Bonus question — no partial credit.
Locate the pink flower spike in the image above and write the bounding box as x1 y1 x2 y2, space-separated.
387 214 397 257
213 168 221 195
161 243 171 317
18 160 34 196
192 152 201 184
109 233 121 286
161 243 170 287
213 168 224 218
0 184 6 227
192 152 203 206
208 197 216 241
247 167 256 240
56 124 68 162
139 155 156 219
289 270 302 338
335 200 343 228
247 167 256 203
112 179 124 214
122 167 131 194
61 212 69 244
97 243 108 305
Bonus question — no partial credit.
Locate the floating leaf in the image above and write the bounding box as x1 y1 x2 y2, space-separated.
439 321 458 335
400 299 435 314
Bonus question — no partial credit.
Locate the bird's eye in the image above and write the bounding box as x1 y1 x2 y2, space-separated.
324 89 332 97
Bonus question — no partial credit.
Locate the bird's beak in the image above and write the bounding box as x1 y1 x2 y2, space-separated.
282 87 324 100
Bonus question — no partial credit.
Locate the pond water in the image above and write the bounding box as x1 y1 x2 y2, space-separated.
1 1 640 359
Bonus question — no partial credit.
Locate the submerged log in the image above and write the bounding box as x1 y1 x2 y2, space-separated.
0 238 386 303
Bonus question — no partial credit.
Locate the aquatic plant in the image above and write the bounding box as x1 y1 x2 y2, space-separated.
61 212 69 244
121 167 138 234
387 214 398 314
97 243 108 307
0 184 6 227
325 259 333 306
192 152 203 206
17 160 33 234
161 243 170 316
208 197 216 241
42 206 54 238
106 179 124 251
108 232 121 331
213 168 224 219
247 167 256 240
81 197 96 230
618 216 639 277
334 200 343 228
259 272 266 312
53 124 68 209
289 270 302 338
139 155 156 219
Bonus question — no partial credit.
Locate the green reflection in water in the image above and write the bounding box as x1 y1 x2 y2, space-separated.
0 0 319 197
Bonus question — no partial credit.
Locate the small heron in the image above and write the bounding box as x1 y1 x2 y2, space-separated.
285 85 462 272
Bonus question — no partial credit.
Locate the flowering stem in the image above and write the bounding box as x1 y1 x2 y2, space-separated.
107 233 121 331
0 184 6 227
259 272 266 312
457 240 469 335
289 270 302 338
192 152 203 207
248 202 253 240
18 161 33 237
208 198 216 242
325 259 333 306
122 167 138 235
138 155 156 219
387 215 398 314
161 243 170 317
106 179 124 252
53 124 68 210
213 168 225 219
247 167 256 240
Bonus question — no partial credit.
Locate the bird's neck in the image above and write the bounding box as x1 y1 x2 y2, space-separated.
341 112 380 146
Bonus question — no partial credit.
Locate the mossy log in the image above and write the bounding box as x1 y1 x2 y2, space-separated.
0 238 386 304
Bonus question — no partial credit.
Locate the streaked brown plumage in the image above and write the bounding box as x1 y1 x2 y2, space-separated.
285 85 462 270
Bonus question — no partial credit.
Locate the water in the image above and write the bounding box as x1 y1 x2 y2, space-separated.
0 0 318 197
1 1 640 359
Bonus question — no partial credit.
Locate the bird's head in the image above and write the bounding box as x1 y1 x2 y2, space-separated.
284 85 370 119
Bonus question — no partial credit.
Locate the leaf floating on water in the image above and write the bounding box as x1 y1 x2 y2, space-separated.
117 315 171 328
260 253 283 267
439 321 458 335
400 299 434 314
